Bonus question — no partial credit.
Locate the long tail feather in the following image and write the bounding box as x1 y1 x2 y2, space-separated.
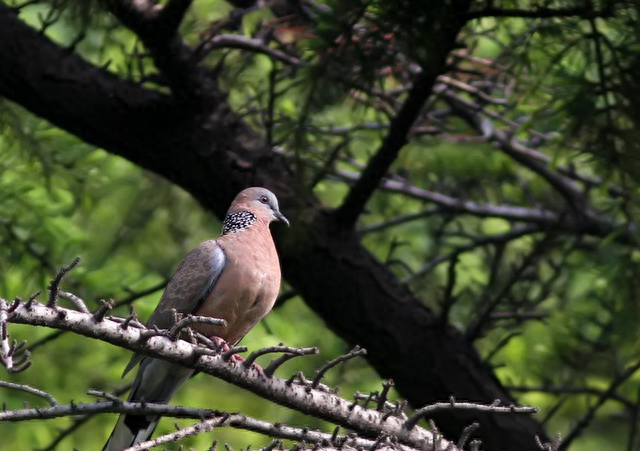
102 358 193 451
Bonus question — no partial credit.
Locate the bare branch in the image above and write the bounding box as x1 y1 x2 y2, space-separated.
457 422 479 450
0 380 58 406
0 299 31 374
47 257 81 308
40 384 133 451
332 167 559 224
93 299 115 322
243 346 318 372
442 91 586 210
3 299 450 450
405 399 538 430
406 225 541 283
58 290 90 313
194 34 303 66
507 385 633 409
334 70 443 226
466 233 556 341
0 400 424 451
377 380 394 412
358 208 442 235
312 346 367 388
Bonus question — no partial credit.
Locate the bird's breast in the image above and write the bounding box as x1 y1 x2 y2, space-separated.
193 228 281 344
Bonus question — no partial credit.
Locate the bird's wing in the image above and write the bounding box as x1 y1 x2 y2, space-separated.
122 240 226 376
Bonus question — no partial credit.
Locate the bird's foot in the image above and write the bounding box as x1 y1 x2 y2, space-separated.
251 362 265 376
229 354 264 375
207 335 230 353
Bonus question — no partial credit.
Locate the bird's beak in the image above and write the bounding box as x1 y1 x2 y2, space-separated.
274 211 290 226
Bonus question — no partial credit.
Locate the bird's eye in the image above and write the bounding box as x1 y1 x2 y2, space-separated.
260 196 268 204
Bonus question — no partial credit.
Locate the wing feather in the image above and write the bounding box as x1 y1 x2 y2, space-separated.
122 240 226 376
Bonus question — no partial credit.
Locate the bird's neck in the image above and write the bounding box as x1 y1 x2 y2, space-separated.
222 210 258 235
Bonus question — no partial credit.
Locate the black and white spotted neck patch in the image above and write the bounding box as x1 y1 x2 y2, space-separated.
222 210 257 235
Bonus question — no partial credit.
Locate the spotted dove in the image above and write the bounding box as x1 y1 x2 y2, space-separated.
103 187 288 451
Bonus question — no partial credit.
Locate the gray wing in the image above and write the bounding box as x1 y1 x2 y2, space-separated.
122 240 226 376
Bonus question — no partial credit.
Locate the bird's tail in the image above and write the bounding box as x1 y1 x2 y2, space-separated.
103 358 193 451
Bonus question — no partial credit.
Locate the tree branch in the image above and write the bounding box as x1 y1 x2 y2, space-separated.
0 399 414 449
333 167 632 241
0 380 58 406
2 298 452 450
334 70 442 226
194 34 303 66
507 385 633 409
560 360 640 450
464 5 614 21
155 0 194 38
442 91 587 211
406 398 538 431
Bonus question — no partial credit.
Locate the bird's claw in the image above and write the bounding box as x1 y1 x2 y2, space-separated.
229 354 264 375
208 335 230 353
207 337 264 375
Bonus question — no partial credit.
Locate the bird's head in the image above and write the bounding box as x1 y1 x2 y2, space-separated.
229 187 289 226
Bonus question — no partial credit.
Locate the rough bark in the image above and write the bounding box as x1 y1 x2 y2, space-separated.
0 4 547 449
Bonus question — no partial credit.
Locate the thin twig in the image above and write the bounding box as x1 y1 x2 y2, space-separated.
244 346 318 370
47 257 81 307
312 346 367 388
377 380 394 412
0 380 58 406
405 400 538 430
263 347 319 377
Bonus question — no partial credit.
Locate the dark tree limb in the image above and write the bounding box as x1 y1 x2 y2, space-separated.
334 69 444 226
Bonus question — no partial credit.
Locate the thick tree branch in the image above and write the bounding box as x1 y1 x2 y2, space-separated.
105 0 206 98
334 70 440 226
155 0 194 38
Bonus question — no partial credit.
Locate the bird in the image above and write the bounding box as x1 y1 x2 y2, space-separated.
103 187 289 451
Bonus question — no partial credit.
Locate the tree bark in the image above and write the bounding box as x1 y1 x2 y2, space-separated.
0 4 547 449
